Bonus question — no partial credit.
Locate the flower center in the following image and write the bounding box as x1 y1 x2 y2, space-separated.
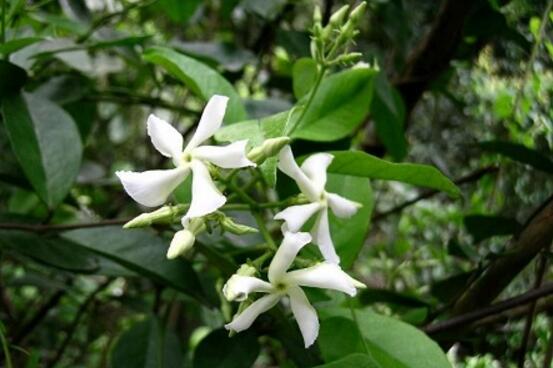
179 152 192 166
274 282 288 293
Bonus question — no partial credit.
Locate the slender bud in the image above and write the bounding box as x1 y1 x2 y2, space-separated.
221 216 258 235
313 5 322 25
334 52 363 65
167 229 195 259
123 204 186 228
329 5 350 27
247 136 291 164
236 264 257 277
349 1 367 24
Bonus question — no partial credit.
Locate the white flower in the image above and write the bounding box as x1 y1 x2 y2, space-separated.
223 232 365 348
116 95 255 219
274 146 361 264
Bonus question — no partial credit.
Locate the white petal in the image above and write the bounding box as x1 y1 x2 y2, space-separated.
224 294 281 333
311 208 340 264
287 286 319 348
274 203 322 233
116 168 189 207
277 146 320 201
268 232 312 283
146 114 183 159
185 160 226 218
285 263 359 296
327 192 362 218
301 153 333 194
167 229 195 259
185 95 228 150
193 140 255 169
222 275 273 302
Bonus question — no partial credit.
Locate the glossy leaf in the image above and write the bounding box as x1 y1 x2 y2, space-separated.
0 37 43 56
293 57 318 99
463 214 521 243
479 140 553 174
111 317 183 368
193 328 260 368
292 67 376 141
143 47 246 123
318 317 367 362
62 226 205 302
371 73 407 161
328 151 460 197
159 0 201 24
327 174 373 268
319 308 451 368
314 354 381 368
1 92 83 207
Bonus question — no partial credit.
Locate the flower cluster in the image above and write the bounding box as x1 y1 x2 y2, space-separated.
117 94 365 348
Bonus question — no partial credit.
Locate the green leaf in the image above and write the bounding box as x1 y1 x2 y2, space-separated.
314 353 381 368
328 151 460 197
242 0 287 20
370 72 407 161
293 57 318 99
318 317 367 362
529 16 541 40
159 0 201 24
479 140 553 174
1 92 83 207
0 230 98 273
143 47 246 123
431 271 475 304
62 226 205 302
292 67 376 141
174 41 255 72
111 317 183 368
0 37 43 56
463 214 522 243
0 60 27 99
327 174 373 268
319 309 451 368
193 328 260 368
215 110 289 186
358 288 430 308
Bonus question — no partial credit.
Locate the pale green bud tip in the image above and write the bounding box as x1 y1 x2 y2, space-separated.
123 213 150 228
313 5 322 23
221 217 258 235
247 136 290 164
350 2 367 22
329 5 350 26
237 264 257 277
167 230 195 259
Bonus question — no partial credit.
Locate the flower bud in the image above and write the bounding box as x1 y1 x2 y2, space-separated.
329 5 349 27
335 52 363 65
123 204 186 228
167 229 195 259
221 216 258 235
247 136 291 164
313 5 322 25
236 263 257 277
350 1 367 24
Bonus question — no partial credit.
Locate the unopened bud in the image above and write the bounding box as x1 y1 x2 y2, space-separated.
221 216 258 235
124 205 186 228
350 2 367 23
236 264 257 277
247 136 291 164
335 52 363 65
167 229 195 259
329 5 349 27
313 5 322 24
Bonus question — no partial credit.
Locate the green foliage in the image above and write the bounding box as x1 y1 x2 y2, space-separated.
193 329 260 368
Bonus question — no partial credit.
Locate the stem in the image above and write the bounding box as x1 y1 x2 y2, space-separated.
287 66 327 135
253 211 276 250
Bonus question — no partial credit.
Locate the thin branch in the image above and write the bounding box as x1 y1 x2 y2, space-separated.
424 282 553 335
46 279 111 368
372 166 498 222
0 218 130 233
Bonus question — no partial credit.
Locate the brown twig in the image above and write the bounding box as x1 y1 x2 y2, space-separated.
372 166 498 222
424 282 553 335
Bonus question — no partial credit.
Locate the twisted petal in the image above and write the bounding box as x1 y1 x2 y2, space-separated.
285 263 359 296
116 168 189 207
274 202 322 233
225 294 281 333
278 146 319 200
311 208 339 264
327 192 361 218
146 114 183 159
185 160 226 218
193 140 255 169
222 275 273 302
268 232 312 284
301 153 333 194
287 286 319 348
186 95 228 150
